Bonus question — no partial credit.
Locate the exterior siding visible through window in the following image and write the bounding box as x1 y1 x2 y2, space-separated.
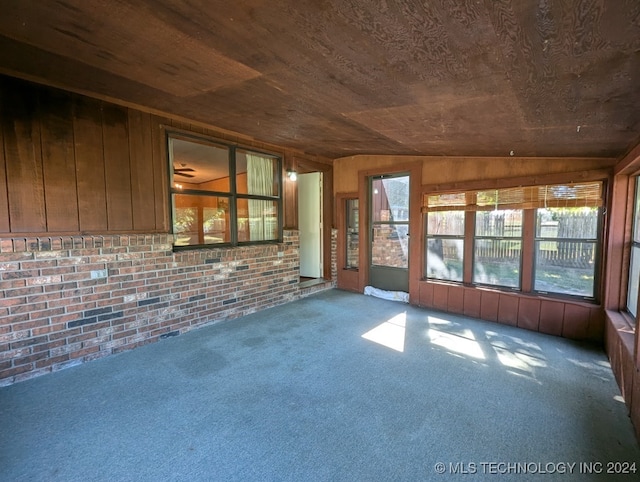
168 134 282 248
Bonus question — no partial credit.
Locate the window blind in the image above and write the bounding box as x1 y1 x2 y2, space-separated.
423 181 603 212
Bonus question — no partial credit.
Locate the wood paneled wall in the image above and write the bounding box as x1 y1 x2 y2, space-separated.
0 76 331 237
0 76 167 235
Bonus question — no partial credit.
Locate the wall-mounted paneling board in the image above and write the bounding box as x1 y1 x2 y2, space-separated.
73 95 108 232
102 103 133 231
128 110 156 231
0 78 167 235
2 82 46 232
419 281 603 342
0 107 9 232
40 87 79 232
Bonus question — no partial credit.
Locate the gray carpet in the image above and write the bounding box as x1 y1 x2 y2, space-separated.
1 289 638 481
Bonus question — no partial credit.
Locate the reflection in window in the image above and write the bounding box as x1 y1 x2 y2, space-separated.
168 134 281 247
172 195 231 246
425 210 464 281
371 175 410 268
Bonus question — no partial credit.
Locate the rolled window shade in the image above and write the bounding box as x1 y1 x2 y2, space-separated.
423 181 602 212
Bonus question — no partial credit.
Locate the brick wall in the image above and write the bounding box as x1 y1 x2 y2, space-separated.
0 231 300 385
371 225 408 268
331 229 338 285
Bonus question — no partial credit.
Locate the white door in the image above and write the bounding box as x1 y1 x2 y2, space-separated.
298 172 323 278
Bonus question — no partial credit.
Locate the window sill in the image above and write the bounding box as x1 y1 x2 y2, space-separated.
606 309 637 335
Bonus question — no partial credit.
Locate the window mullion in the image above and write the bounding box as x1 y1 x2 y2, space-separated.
521 209 535 293
229 146 238 245
463 210 474 284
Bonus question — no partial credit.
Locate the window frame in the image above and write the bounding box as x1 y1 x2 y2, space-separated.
344 198 359 270
472 208 524 290
167 132 283 249
626 176 640 317
424 210 465 282
533 206 602 299
422 180 605 303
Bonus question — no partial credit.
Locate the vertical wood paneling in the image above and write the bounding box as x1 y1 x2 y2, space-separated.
150 116 168 231
447 286 464 314
102 103 133 230
39 88 79 232
517 298 541 331
73 95 107 231
463 288 482 318
419 281 434 308
0 93 9 232
539 300 564 336
587 308 604 342
2 81 46 232
497 294 519 326
562 304 589 339
128 110 156 230
432 283 449 311
480 291 500 322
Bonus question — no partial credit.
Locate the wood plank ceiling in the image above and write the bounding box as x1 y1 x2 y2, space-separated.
0 0 638 160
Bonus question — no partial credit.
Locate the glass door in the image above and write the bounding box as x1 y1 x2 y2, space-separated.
369 174 410 292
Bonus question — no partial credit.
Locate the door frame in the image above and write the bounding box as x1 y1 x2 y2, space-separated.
357 161 423 303
368 172 411 292
336 192 360 292
298 171 323 278
286 157 333 281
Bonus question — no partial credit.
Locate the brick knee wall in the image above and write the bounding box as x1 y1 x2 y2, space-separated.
0 231 300 385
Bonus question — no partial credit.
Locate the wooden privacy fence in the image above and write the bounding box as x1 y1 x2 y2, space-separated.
439 211 597 269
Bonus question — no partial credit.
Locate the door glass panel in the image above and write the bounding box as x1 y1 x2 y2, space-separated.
371 175 410 269
372 177 409 222
372 224 408 268
346 199 359 269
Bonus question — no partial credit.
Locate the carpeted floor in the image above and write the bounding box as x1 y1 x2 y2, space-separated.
1 289 638 481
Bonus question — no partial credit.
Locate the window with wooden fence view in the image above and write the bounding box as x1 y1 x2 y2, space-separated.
474 209 523 288
424 182 602 300
535 207 598 297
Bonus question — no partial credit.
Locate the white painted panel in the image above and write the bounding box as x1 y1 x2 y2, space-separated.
298 172 322 278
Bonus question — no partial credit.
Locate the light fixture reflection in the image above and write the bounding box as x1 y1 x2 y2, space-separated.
287 169 297 181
